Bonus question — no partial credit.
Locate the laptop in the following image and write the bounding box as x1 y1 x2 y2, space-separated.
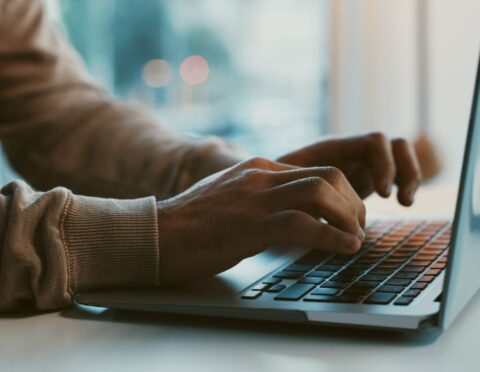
76 54 480 332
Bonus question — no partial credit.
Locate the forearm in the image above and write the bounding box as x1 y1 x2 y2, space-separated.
0 180 159 312
0 0 244 200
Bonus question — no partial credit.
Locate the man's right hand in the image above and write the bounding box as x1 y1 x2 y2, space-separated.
156 157 366 284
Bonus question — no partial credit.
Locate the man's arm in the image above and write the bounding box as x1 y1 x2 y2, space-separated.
0 0 243 200
0 180 159 311
0 0 240 311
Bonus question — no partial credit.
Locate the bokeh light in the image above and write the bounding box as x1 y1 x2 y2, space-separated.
142 59 172 88
180 55 209 85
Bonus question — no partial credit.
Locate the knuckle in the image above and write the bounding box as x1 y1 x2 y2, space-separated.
345 203 358 219
241 169 270 185
323 166 345 185
303 176 327 194
369 131 388 144
413 171 423 184
244 156 272 169
281 210 305 225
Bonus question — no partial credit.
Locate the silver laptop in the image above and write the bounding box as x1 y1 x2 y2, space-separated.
76 55 480 332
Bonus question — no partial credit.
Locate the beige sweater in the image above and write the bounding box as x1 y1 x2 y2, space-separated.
0 0 241 311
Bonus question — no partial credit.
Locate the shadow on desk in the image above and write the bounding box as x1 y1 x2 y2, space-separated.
60 305 441 347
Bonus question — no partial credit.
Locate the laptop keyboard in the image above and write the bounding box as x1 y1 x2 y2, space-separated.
241 220 451 306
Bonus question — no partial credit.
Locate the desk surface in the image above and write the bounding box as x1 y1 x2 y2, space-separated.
1 185 478 372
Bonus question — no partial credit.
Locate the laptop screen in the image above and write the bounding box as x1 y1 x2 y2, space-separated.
440 54 480 330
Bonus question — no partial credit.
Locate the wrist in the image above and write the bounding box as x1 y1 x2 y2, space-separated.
186 137 247 187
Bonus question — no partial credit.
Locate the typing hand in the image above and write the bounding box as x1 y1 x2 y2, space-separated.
157 158 365 284
277 132 422 206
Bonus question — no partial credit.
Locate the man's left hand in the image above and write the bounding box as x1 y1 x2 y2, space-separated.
277 132 422 206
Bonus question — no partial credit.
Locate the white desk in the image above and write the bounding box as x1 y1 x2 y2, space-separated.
1 185 478 372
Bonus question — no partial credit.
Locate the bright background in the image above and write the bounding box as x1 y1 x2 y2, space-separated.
59 0 330 159
0 0 479 189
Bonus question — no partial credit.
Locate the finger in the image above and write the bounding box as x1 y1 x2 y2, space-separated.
237 157 297 172
276 135 367 167
266 167 366 229
391 138 422 206
259 177 365 239
263 210 362 255
345 163 376 199
366 133 397 197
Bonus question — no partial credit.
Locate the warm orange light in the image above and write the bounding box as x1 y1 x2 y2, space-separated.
142 59 172 88
180 55 209 85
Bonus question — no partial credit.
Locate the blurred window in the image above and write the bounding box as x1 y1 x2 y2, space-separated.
58 0 330 157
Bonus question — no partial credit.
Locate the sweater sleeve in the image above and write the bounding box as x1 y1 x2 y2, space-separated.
0 181 159 312
0 0 244 201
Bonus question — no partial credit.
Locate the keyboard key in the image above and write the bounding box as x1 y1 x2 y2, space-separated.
418 275 435 283
252 283 270 291
266 284 286 293
262 278 281 285
426 268 441 276
432 262 446 269
391 252 415 258
395 247 419 253
377 263 401 269
362 274 388 281
409 260 431 267
353 281 381 288
304 295 338 302
297 277 324 285
403 289 421 297
307 271 334 278
364 292 396 304
274 271 304 279
311 288 341 296
316 265 342 271
420 248 443 254
356 258 378 264
284 264 314 272
344 287 372 295
401 267 425 273
386 279 411 286
394 296 414 306
411 282 428 290
241 290 261 299
350 263 373 269
332 272 359 280
383 258 409 263
414 254 437 260
377 285 404 293
370 269 395 275
337 294 363 303
393 272 419 279
322 281 348 289
327 258 351 265
274 284 315 301
341 268 365 274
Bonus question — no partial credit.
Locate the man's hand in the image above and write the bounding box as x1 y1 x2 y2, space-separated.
277 132 422 206
157 158 366 284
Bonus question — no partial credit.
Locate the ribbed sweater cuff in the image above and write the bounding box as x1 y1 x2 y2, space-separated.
61 194 159 293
